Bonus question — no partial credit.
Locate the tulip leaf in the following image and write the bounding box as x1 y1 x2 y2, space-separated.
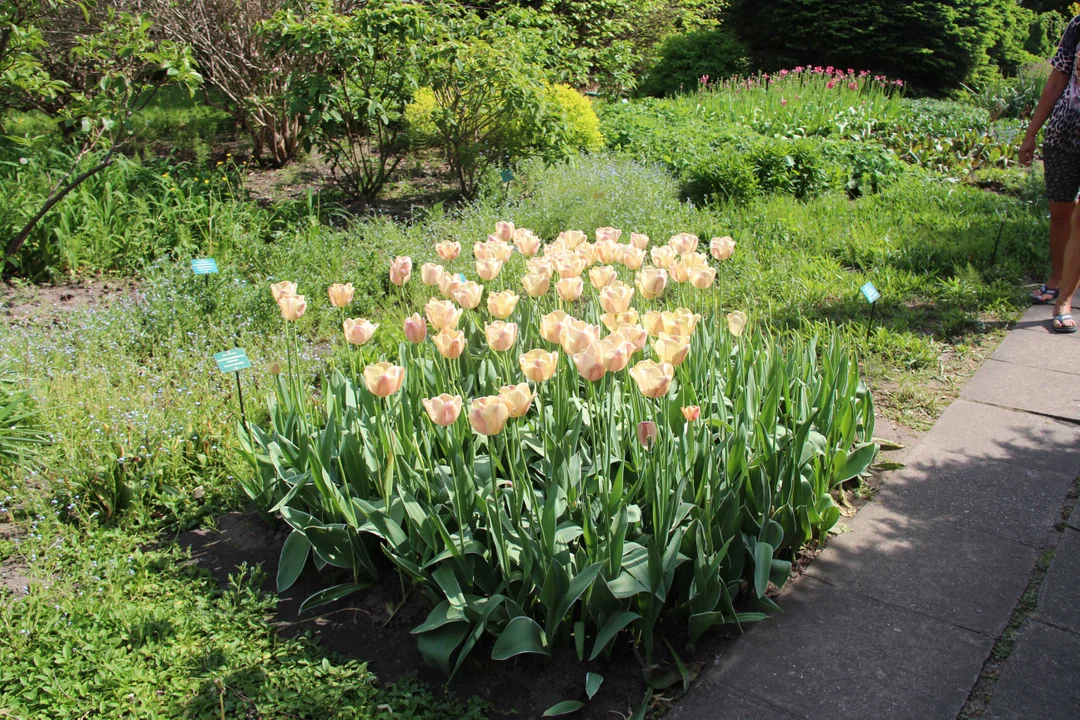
753 540 774 598
417 621 470 675
590 610 640 660
838 442 878 484
298 582 370 614
276 530 310 592
543 700 585 716
411 600 466 635
305 524 355 569
491 616 550 660
586 672 604 700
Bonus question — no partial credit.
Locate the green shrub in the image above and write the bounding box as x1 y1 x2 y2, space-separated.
682 152 760 204
546 83 605 154
637 29 751 97
404 86 440 148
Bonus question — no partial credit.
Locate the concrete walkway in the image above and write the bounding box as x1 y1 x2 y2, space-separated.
670 303 1080 720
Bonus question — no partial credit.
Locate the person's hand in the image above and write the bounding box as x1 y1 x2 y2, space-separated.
1019 135 1036 166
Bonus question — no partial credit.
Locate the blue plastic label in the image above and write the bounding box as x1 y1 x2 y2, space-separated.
214 348 251 373
500 169 514 183
192 258 219 275
860 282 881 304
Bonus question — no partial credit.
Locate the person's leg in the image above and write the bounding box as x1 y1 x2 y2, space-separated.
1047 201 1074 288
1052 203 1080 331
1035 145 1079 302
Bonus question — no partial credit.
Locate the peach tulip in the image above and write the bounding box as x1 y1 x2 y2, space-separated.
494 220 515 243
527 256 554 279
636 267 668 300
433 328 465 359
561 320 600 355
454 281 483 309
629 360 674 399
620 245 646 270
572 344 607 382
543 240 565 257
438 272 462 299
589 265 618 290
328 283 354 308
474 241 496 261
423 394 463 426
637 420 658 449
600 310 640 332
540 310 573 344
468 396 511 436
513 228 541 257
668 232 699 255
688 266 717 290
487 291 520 319
498 382 534 418
629 233 650 250
643 310 665 337
271 280 297 302
363 362 405 397
522 273 550 298
389 256 413 286
519 349 559 382
279 294 307 321
488 241 513 263
403 313 427 343
435 241 461 262
421 263 444 286
485 321 518 352
682 405 701 422
669 260 690 284
576 243 597 267
343 318 377 345
662 308 701 337
600 336 636 372
616 323 649 351
594 240 619 265
650 245 677 269
727 311 748 337
424 298 462 331
556 277 584 302
710 236 736 262
595 227 622 243
599 281 634 314
558 230 587 249
681 251 709 270
653 333 691 366
476 258 504 281
553 253 587 279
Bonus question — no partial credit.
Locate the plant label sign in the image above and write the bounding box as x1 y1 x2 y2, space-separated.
214 348 251 374
860 282 881 304
192 258 219 275
500 169 514 184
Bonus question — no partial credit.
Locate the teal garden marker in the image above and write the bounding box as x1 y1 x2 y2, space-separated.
500 169 514 184
214 348 251 437
860 281 880 340
191 258 218 274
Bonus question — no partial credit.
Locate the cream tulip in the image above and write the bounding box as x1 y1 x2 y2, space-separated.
476 258 503 281
279 294 307 321
474 241 495 261
433 328 465 359
522 273 551 298
519 349 559 382
668 232 699 255
363 362 405 397
710 236 736 262
498 382 534 418
558 230 587 249
555 277 584 302
423 394 463 426
454 281 484 309
636 267 668 300
438 272 462 299
643 310 665 337
424 298 462 331
485 321 518 352
682 405 701 422
572 344 607 382
561 320 600 355
653 333 691 366
527 256 554 279
271 280 297 302
629 233 650 250
600 309 639 332
629 360 674 399
343 318 377 345
488 241 513 263
327 283 354 308
651 245 678 269
688 266 717 290
403 313 427 343
599 281 634 314
595 227 621 243
669 260 690 284
540 310 573 344
468 396 511 436
589 265 618 290
576 243 597 267
421 263 444 286
494 220 515 243
662 308 701 337
389 256 412 286
620 245 646 270
513 228 541 257
553 253 587 279
616 323 649 351
435 241 461 262
487 291 520 319
727 311 748 337
594 240 619 265
599 336 635 372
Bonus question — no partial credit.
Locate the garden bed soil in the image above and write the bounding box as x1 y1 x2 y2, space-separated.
0 279 136 325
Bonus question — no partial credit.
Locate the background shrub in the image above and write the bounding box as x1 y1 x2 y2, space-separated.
637 28 751 97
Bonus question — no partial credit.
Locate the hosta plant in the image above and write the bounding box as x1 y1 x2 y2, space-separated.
241 225 877 677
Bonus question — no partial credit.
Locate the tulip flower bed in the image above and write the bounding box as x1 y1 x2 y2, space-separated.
242 224 878 678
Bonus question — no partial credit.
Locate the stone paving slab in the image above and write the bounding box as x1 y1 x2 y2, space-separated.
983 619 1080 720
1036 527 1080 635
1016 301 1080 337
806 502 1036 636
960 359 1080 422
916 399 1080 478
874 445 1073 547
670 577 991 720
666 681 807 720
991 329 1080 375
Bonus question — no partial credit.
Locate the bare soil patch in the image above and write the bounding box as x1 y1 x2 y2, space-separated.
0 279 136 325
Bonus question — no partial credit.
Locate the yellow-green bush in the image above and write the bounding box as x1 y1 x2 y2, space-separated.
546 83 604 154
404 86 440 148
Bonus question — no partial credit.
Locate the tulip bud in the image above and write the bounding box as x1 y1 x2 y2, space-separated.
271 280 297 302
424 298 462 331
629 360 674 399
637 421 658 449
327 282 354 308
727 310 748 337
403 313 427 343
599 281 634 314
589 265 618 290
421 263 445 286
710 236 736 262
423 394 463 426
279 294 307 321
555 277 584 302
669 260 690 284
498 382 534 418
438 272 462 299
389 256 413 286
522 272 551 298
572 344 607 382
363 362 405 397
454 281 484 309
485 321 518 352
435 241 461 262
433 328 465 359
668 232 699 255
476 258 504 281
682 405 701 422
468 396 511 436
629 233 650 250
487 291 520 319
343 318 377 345
519 349 559 382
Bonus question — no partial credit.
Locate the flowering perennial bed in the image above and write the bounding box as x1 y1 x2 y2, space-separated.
242 224 877 677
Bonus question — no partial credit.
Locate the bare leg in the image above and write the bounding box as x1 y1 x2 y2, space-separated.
1052 204 1080 330
1042 201 1076 297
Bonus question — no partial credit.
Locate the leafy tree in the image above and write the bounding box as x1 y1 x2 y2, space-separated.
0 0 64 125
